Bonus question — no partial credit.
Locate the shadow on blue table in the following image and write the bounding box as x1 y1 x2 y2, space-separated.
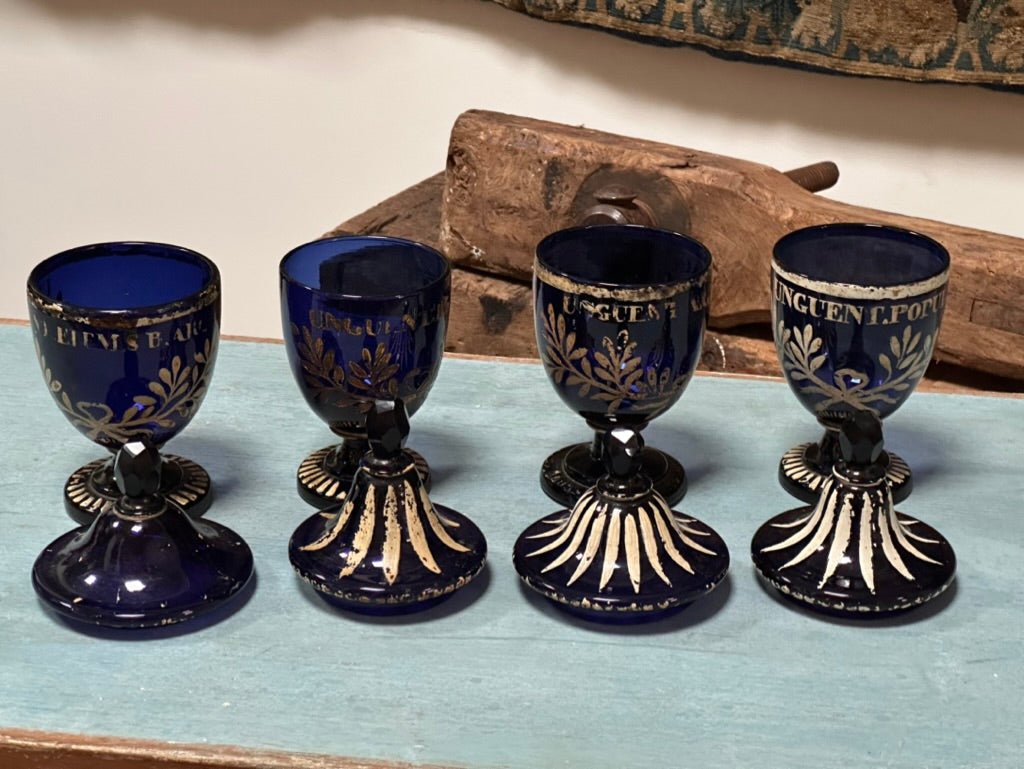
752 566 959 627
38 570 261 641
517 574 735 635
874 420 949 489
637 421 726 491
169 432 249 503
406 423 473 489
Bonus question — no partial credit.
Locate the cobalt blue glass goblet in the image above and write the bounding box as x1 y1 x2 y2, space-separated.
534 224 711 507
772 223 949 504
28 242 221 523
280 236 450 508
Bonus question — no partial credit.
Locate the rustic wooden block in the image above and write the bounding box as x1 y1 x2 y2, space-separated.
326 171 783 370
323 173 535 359
440 110 1024 380
328 170 1022 393
448 270 533 358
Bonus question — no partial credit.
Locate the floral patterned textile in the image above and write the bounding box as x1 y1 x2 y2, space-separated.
491 0 1024 90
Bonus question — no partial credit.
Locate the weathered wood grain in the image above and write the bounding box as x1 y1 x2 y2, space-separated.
0 729 446 769
441 110 1024 380
324 173 535 358
327 174 788 366
327 168 1021 394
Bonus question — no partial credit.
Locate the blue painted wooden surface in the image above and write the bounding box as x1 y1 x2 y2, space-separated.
0 324 1021 769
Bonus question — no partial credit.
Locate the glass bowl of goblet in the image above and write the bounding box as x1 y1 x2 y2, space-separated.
28 241 221 523
772 223 949 503
280 235 450 508
534 224 712 507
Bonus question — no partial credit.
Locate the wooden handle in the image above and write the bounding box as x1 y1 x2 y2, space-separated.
783 161 840 193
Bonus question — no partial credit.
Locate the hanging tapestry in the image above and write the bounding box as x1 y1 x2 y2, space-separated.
491 1 1024 90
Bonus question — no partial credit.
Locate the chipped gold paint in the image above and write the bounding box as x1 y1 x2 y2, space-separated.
38 339 213 447
540 497 599 574
651 503 694 575
599 512 621 590
63 454 209 518
403 479 441 574
822 494 854 589
294 564 484 607
624 516 641 592
526 487 720 594
381 485 401 585
299 466 473 587
859 492 875 592
755 570 951 614
526 501 587 557
517 574 711 615
777 321 934 418
638 508 671 586
772 260 948 302
300 495 357 552
534 258 707 302
760 474 946 593
288 324 422 412
540 304 690 415
568 513 606 587
296 446 429 503
419 486 471 553
339 484 376 577
28 282 219 329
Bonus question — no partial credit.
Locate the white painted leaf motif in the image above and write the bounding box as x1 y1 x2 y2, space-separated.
540 498 601 573
567 513 608 587
776 320 934 415
526 493 718 592
599 513 622 590
763 479 944 591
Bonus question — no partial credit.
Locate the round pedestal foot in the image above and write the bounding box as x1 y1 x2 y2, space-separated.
63 454 211 525
514 506 728 623
296 444 431 508
33 511 253 630
289 504 485 615
778 442 912 504
752 506 954 616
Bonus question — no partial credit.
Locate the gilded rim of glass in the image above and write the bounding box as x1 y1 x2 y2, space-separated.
771 263 949 302
27 241 220 328
533 258 709 302
279 234 451 301
534 224 712 302
771 224 950 301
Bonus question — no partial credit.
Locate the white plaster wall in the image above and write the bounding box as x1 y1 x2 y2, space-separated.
2 0 1022 338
